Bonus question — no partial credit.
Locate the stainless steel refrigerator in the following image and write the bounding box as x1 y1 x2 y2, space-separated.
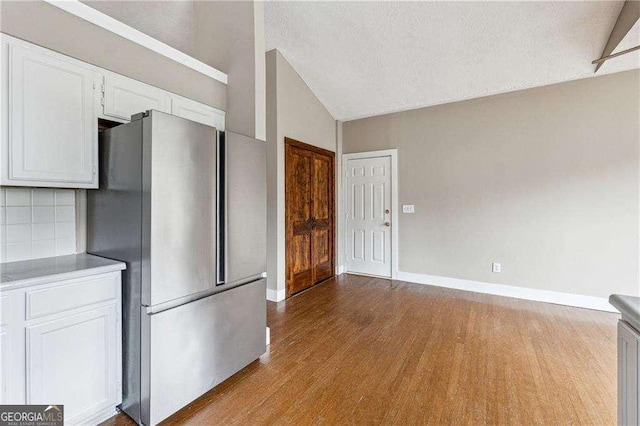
87 110 267 425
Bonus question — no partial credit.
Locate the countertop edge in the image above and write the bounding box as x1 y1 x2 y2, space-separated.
1 262 126 292
610 294 640 332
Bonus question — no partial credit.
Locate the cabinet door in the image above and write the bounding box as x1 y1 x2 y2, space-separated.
3 43 97 187
0 291 25 404
618 320 640 426
171 96 225 130
103 74 171 121
26 305 117 424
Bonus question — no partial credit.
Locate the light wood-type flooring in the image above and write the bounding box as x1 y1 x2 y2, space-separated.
103 273 618 425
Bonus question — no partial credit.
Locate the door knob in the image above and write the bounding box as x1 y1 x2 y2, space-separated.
384 222 390 227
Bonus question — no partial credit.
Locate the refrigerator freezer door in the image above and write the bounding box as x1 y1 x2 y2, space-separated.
142 111 217 307
141 279 266 425
224 133 267 284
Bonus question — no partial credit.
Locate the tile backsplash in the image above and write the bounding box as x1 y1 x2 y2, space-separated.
0 187 77 263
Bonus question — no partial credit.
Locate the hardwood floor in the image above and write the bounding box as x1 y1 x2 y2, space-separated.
103 274 618 425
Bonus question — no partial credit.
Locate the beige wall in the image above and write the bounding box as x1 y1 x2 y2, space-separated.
0 1 226 110
194 1 265 139
266 49 337 298
82 1 196 57
343 69 640 298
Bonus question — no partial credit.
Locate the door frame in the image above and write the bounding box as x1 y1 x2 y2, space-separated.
285 137 336 298
342 149 399 280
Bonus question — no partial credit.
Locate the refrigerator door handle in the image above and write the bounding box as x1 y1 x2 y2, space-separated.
216 131 226 285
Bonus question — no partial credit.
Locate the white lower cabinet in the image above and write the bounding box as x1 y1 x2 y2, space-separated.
1 271 122 425
619 320 640 426
27 306 118 424
1 290 25 404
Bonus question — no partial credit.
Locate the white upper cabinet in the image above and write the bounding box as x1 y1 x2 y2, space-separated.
1 39 98 188
172 95 226 130
102 74 171 121
1 34 226 189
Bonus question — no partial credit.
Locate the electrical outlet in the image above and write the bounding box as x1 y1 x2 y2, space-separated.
492 263 501 273
402 205 415 214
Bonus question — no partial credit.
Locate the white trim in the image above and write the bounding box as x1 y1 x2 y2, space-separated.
80 406 119 426
266 327 270 346
342 149 399 280
337 265 345 275
396 271 616 313
266 288 286 302
44 0 228 84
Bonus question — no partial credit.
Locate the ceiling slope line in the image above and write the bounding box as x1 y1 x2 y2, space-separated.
594 0 640 73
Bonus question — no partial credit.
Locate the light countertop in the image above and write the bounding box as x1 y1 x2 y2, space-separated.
610 294 640 333
1 253 126 291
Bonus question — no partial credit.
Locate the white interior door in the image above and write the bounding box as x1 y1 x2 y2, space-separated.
346 156 392 277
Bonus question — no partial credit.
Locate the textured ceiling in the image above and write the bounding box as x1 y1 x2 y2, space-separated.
265 1 640 121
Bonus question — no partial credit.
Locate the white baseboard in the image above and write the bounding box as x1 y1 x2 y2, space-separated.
337 265 345 275
396 271 616 313
266 288 286 302
82 406 119 425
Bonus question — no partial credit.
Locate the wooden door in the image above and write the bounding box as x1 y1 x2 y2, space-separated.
285 138 334 297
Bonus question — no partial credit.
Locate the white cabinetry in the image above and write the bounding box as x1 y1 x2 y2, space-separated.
0 291 25 404
619 320 640 426
27 306 118 424
1 40 98 188
1 271 123 425
101 74 171 121
172 95 225 130
99 74 225 129
1 33 227 189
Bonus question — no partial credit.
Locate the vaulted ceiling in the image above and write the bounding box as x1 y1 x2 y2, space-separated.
265 1 640 121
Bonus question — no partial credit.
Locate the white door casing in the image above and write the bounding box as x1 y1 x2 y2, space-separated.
344 150 398 278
